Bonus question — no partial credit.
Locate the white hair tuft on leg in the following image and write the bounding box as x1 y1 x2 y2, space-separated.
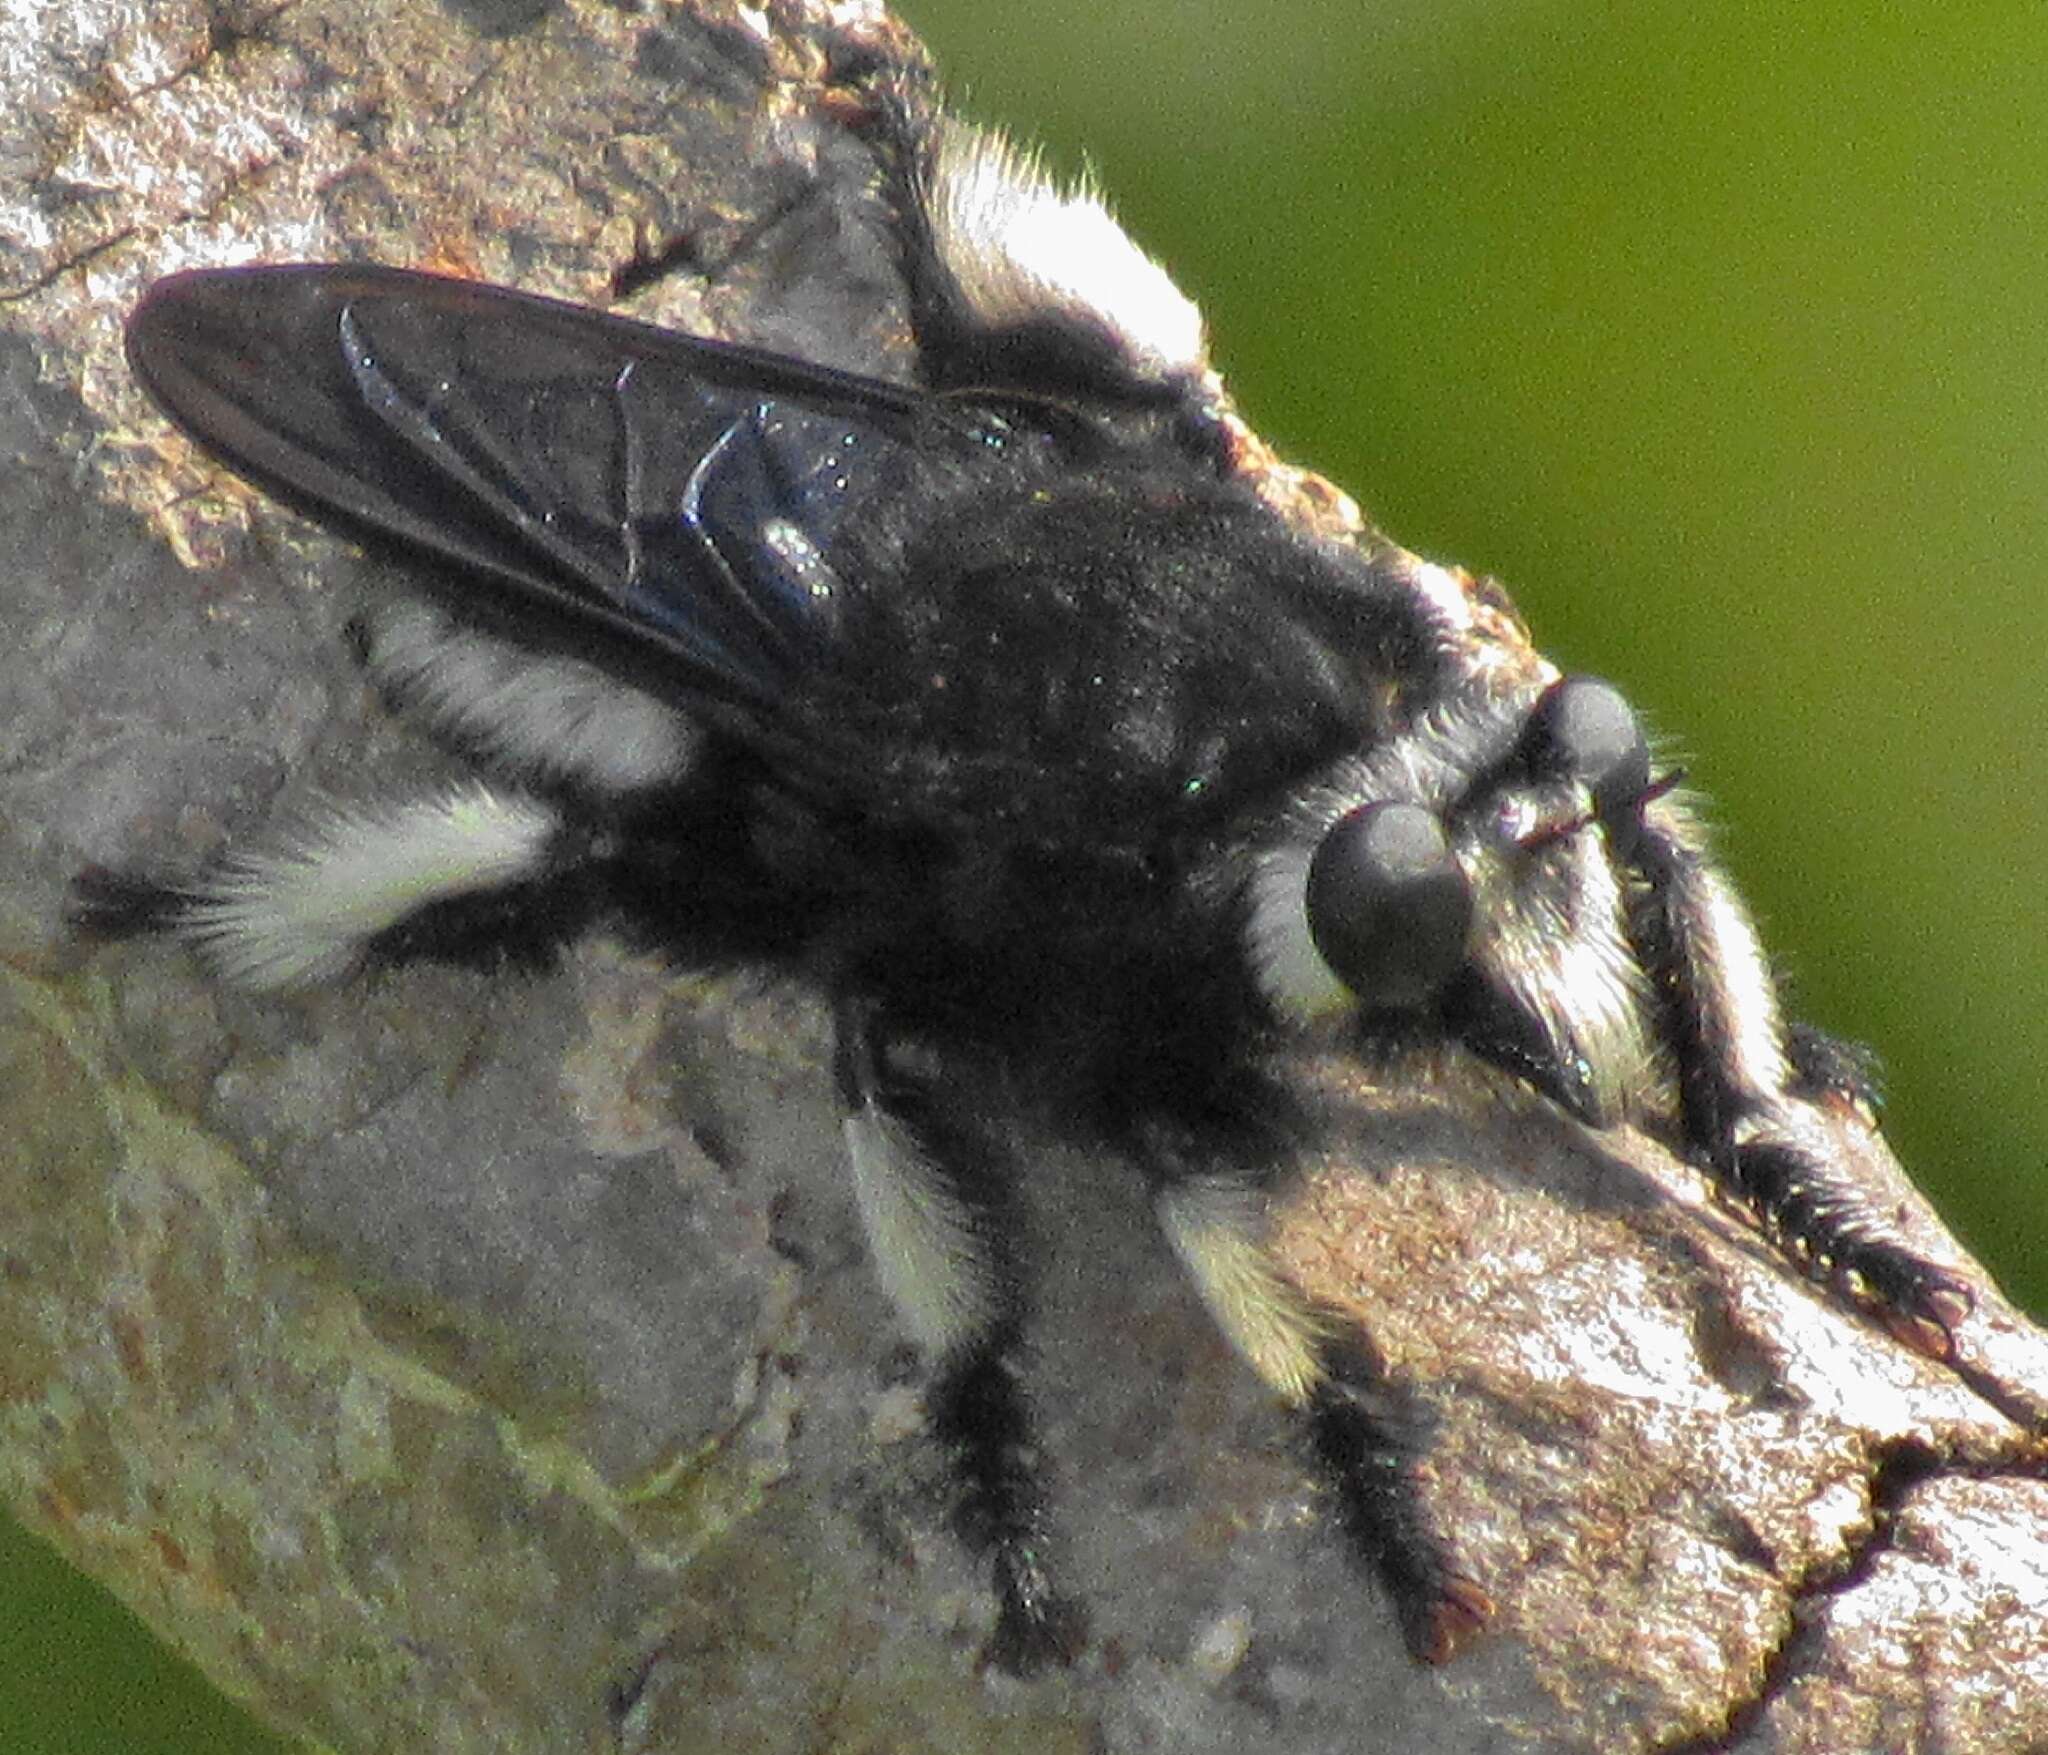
176 784 563 988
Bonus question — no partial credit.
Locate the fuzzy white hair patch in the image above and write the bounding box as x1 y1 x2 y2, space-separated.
929 118 1206 381
178 785 561 989
1682 857 1790 1103
844 1100 994 1356
1159 1177 1327 1406
1467 835 1653 1124
361 601 698 795
1245 835 1356 1023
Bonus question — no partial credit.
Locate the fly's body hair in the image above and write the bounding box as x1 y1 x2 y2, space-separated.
76 77 1975 1675
356 600 700 796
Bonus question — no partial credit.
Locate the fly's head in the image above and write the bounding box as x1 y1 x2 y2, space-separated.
1236 666 1675 1132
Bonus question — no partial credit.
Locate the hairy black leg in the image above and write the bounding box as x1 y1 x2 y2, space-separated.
354 852 606 973
832 998 1084 1673
68 865 196 941
1626 797 1970 1351
1308 1339 1493 1664
1783 1020 1885 1113
1710 1134 1970 1351
926 1324 1084 1674
71 771 811 987
68 787 608 988
1149 1118 1493 1663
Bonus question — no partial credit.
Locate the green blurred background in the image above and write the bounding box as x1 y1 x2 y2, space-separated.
10 2 2042 1749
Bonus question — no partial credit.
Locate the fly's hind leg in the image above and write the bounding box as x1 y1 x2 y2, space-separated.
70 783 613 988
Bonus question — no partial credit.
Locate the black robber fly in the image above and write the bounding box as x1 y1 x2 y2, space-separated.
76 91 1971 1671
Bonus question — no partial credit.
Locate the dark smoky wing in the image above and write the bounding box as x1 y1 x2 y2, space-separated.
126 264 929 716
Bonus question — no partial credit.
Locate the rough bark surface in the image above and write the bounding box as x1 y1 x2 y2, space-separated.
3 3 2045 1751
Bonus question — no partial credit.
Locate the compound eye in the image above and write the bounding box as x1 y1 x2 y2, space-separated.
1306 802 1473 1010
1524 675 1652 850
